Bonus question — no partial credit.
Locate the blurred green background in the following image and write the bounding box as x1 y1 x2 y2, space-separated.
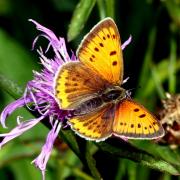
0 0 180 179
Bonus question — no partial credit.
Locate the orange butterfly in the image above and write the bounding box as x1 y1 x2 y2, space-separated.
55 18 164 141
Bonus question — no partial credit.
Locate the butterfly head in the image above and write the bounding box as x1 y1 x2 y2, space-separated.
101 86 126 103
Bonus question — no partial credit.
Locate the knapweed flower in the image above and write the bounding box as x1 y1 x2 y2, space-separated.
0 19 131 179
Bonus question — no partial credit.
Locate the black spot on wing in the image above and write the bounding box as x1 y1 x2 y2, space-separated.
139 114 146 118
94 47 99 51
112 61 117 66
110 51 117 56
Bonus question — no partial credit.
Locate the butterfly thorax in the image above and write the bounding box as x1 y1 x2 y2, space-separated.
73 86 126 116
101 86 126 103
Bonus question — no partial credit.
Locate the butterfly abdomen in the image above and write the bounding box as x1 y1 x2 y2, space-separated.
73 97 103 116
72 86 126 116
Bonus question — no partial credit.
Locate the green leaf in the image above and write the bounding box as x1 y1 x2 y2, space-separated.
0 73 23 100
0 141 41 168
105 0 115 19
10 159 41 180
97 140 180 175
97 0 115 19
67 0 96 41
0 29 38 87
151 63 165 99
0 141 42 180
131 140 180 167
97 0 106 19
136 27 156 99
60 130 102 179
164 0 180 27
136 59 180 100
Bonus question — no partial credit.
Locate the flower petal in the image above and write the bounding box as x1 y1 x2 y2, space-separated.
0 115 45 148
32 120 62 180
0 97 31 128
29 19 59 49
121 35 132 50
29 19 71 62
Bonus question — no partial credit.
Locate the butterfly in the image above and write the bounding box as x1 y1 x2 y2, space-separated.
55 17 164 141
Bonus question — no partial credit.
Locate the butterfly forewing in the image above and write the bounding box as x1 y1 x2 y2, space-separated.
113 99 165 139
77 18 123 84
68 104 115 141
55 62 109 109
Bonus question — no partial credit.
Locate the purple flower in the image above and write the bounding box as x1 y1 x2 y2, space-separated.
0 19 132 180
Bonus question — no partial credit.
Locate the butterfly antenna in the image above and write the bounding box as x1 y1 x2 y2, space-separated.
126 86 140 98
122 77 130 84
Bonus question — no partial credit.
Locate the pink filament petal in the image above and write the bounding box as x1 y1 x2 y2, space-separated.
0 98 31 128
29 19 58 45
121 35 132 50
32 120 62 180
29 19 61 52
0 115 45 148
29 19 72 63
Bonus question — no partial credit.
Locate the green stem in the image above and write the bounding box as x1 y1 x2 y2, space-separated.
136 28 156 99
168 36 177 93
85 142 101 180
60 130 101 179
151 63 165 99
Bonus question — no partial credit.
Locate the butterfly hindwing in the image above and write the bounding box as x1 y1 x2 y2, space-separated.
77 18 123 84
55 62 109 109
113 99 164 139
68 104 115 141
